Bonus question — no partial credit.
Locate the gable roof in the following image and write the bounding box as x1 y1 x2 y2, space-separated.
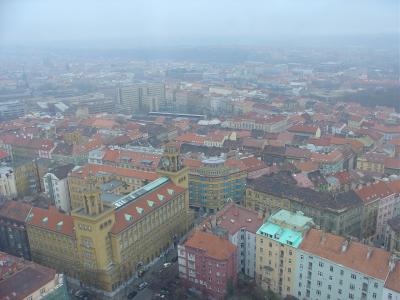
300 229 391 281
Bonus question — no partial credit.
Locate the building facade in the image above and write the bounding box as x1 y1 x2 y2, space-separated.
0 166 17 197
201 203 263 278
295 229 394 300
189 157 246 214
0 200 32 259
255 210 314 298
43 164 75 213
116 83 165 115
178 230 237 300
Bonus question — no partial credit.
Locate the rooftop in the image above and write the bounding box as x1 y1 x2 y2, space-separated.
300 229 391 281
269 209 314 230
184 230 236 260
257 222 304 248
202 203 264 235
0 252 57 300
0 200 32 223
385 261 400 293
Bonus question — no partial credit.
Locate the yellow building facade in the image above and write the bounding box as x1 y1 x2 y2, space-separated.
255 210 313 298
27 144 192 293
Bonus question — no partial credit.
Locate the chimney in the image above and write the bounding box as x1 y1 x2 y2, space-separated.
366 247 373 260
341 239 349 252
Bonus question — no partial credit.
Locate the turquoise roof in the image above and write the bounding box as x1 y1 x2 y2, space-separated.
257 222 304 248
268 209 313 229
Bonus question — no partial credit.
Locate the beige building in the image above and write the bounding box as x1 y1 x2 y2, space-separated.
255 210 314 298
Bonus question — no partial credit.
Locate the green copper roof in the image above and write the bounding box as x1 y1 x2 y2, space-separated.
269 209 313 229
257 223 304 248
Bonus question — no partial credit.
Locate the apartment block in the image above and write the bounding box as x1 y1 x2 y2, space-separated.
255 210 314 298
178 230 237 300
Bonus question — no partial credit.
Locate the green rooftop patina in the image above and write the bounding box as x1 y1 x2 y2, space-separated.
257 223 304 248
256 209 314 248
268 209 314 230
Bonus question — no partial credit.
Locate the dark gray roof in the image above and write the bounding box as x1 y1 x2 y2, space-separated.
48 163 75 179
247 172 362 212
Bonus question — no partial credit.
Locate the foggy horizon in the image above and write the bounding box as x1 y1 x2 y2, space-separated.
1 0 399 49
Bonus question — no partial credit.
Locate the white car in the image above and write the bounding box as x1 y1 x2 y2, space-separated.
138 282 149 290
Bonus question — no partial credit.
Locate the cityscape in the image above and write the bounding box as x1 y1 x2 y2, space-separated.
0 1 399 300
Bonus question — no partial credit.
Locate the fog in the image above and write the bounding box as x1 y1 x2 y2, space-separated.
1 0 399 48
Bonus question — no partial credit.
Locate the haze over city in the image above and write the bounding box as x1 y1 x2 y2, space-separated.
0 1 399 300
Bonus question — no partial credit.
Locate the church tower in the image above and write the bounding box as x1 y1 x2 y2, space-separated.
157 142 188 189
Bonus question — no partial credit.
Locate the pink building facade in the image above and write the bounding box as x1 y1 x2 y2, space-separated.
178 231 237 299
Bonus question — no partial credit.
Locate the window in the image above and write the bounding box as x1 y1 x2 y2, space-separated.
40 288 46 294
317 281 322 287
316 290 321 295
318 271 322 276
289 250 292 255
340 270 344 275
328 285 332 290
338 289 342 295
351 274 356 279
350 284 355 290
288 268 291 273
330 266 333 272
319 262 324 267
329 275 333 280
339 280 343 285
373 293 377 299
349 293 354 299
374 282 378 288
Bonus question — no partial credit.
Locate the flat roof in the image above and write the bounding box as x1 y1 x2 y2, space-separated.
113 177 169 209
257 222 304 248
269 209 314 229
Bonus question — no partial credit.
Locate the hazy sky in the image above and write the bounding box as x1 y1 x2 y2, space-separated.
1 0 399 47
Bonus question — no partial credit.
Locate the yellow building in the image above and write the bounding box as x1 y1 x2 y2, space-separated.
255 210 313 298
356 153 386 173
27 144 192 294
245 184 291 214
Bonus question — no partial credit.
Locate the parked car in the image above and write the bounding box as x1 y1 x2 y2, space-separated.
162 262 171 268
74 290 91 300
127 290 137 299
138 282 149 290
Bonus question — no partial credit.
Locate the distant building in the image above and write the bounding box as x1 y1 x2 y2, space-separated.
201 203 264 278
43 164 75 213
0 99 24 121
383 261 400 300
0 251 69 300
0 200 32 259
116 83 165 115
0 166 17 197
256 210 314 297
189 157 246 214
178 230 237 300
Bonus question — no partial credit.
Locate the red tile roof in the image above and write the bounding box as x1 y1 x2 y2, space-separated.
202 203 263 235
70 164 158 181
355 181 394 204
385 261 400 293
288 125 319 134
26 206 74 237
385 157 400 170
184 230 236 260
175 133 205 145
0 134 54 151
0 201 32 223
110 181 185 234
300 229 391 281
0 252 57 300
